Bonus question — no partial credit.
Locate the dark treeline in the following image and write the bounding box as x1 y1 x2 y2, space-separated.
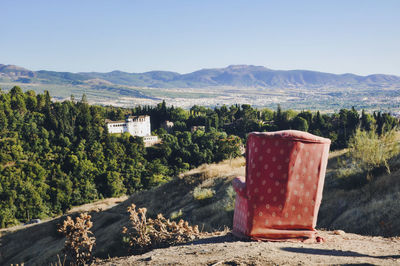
131 101 398 150
0 87 397 228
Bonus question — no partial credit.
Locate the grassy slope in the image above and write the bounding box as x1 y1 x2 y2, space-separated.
318 151 400 236
1 154 400 265
0 158 245 265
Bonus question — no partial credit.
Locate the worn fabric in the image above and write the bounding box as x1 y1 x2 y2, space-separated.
232 130 331 242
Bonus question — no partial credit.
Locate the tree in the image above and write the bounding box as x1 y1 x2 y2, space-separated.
216 135 242 163
142 159 170 187
105 171 126 197
292 116 309 132
275 105 293 130
360 110 375 131
170 107 189 122
311 111 325 135
261 108 274 121
0 110 8 130
10 86 27 113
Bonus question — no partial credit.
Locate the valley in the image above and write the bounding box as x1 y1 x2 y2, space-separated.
1 64 400 112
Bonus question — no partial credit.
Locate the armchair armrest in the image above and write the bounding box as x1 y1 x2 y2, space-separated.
232 176 247 198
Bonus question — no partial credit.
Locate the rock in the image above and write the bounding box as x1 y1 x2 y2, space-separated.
333 230 346 236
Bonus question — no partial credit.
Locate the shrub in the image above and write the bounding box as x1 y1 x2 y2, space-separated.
170 209 183 220
193 187 215 201
224 185 236 212
121 204 151 254
122 204 199 254
149 213 199 248
348 127 400 178
57 213 95 266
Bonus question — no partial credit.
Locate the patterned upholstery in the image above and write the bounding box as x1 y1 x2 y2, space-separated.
232 130 331 242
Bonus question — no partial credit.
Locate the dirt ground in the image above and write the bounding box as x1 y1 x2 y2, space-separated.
97 230 400 266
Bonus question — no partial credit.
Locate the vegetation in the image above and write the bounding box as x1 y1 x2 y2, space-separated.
0 87 241 228
0 86 398 229
57 213 95 266
348 128 400 178
169 209 183 220
224 186 236 212
3 155 400 265
319 148 400 237
122 204 199 255
193 187 215 201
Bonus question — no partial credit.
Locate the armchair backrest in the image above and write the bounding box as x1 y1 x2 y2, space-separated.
245 130 330 229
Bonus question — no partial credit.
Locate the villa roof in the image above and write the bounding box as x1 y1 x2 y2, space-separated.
127 115 148 119
105 115 149 124
105 119 126 124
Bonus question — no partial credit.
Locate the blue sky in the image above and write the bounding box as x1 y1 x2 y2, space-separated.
1 0 399 75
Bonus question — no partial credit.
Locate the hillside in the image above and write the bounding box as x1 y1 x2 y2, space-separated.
0 158 245 265
1 155 400 265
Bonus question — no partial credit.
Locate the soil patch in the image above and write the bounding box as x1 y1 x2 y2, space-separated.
97 230 400 265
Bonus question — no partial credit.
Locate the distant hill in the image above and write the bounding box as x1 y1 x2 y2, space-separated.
0 64 36 83
1 64 400 89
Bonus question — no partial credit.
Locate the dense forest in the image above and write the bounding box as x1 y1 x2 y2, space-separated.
0 86 398 228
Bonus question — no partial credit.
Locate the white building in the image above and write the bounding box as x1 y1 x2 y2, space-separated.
106 115 159 146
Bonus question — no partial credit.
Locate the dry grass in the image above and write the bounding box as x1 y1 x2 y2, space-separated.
67 196 128 214
319 150 400 237
319 169 400 236
0 196 128 237
181 156 245 180
131 157 245 232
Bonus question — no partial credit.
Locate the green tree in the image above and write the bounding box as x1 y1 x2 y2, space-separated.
360 110 375 131
105 171 126 197
292 116 309 132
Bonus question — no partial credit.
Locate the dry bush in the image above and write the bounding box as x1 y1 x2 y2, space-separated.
57 213 95 266
149 213 199 247
122 203 199 254
121 204 151 253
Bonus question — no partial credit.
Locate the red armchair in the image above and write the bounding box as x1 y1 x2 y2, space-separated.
232 130 331 242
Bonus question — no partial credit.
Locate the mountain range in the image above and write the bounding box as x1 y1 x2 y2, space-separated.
1 64 400 89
